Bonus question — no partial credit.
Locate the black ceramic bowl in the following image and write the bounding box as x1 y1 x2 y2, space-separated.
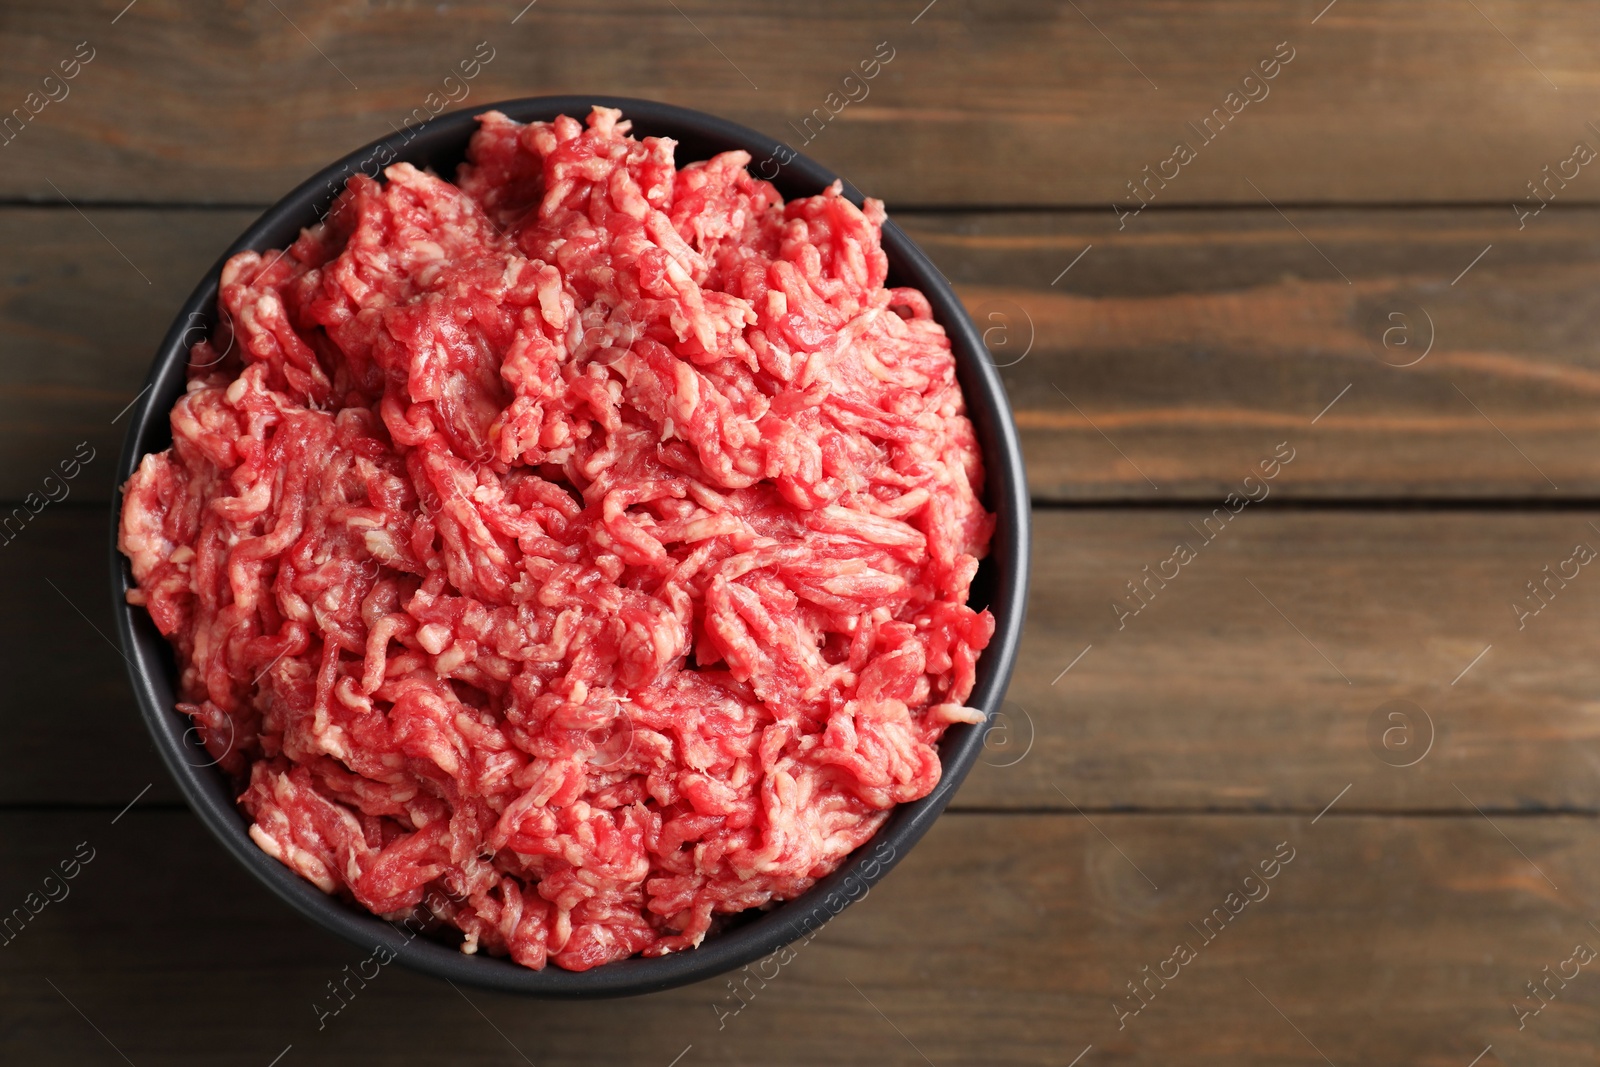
110 96 1030 997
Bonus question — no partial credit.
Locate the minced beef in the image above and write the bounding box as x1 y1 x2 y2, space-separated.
119 107 994 971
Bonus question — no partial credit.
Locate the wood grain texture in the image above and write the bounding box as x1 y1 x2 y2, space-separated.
916 206 1600 501
14 505 1600 814
2 1 1599 206
0 506 171 808
978 506 1600 813
0 207 253 503
2 809 1597 1066
7 205 1600 504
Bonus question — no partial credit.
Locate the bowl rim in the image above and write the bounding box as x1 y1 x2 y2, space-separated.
109 95 1030 997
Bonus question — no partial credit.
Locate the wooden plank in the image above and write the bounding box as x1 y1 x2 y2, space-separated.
914 206 1600 501
0 505 178 808
11 506 1600 815
7 205 1600 504
973 506 1600 814
2 809 1598 1065
0 207 254 503
3 1 1600 206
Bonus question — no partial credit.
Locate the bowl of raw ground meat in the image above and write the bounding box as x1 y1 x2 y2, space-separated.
111 96 1029 996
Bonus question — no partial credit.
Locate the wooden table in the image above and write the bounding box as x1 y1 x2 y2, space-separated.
3 2 1598 1063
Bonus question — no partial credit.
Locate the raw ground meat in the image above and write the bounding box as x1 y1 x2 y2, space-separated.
119 106 995 971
